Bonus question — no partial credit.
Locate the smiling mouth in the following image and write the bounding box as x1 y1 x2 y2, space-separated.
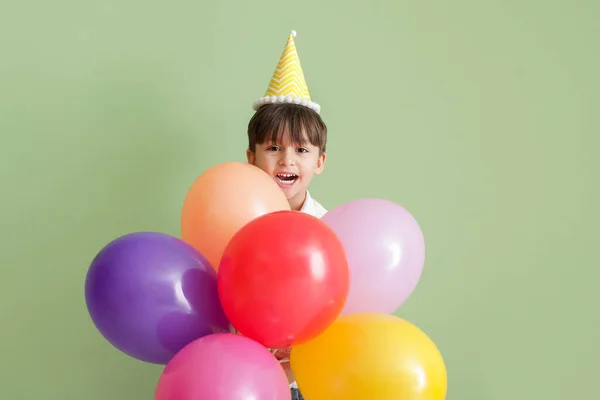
275 173 298 186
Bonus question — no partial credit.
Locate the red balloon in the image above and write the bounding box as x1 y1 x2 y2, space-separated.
218 210 349 349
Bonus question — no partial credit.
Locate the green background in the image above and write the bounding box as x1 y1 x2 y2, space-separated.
1 0 598 398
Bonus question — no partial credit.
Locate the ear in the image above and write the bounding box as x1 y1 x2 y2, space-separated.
315 152 327 175
246 148 256 165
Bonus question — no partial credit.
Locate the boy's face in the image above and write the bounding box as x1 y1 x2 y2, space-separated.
246 131 326 210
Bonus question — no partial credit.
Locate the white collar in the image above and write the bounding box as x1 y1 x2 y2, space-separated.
299 190 315 215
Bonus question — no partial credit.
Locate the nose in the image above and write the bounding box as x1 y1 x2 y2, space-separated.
278 148 296 166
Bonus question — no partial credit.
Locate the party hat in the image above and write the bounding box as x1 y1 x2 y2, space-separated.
253 30 321 114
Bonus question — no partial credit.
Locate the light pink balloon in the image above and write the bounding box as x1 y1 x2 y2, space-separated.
155 333 290 400
321 198 425 315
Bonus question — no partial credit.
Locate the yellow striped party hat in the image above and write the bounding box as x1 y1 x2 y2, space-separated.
253 30 321 114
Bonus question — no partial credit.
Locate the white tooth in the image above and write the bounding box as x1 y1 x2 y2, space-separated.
276 177 295 185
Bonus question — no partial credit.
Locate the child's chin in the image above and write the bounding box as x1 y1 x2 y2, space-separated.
281 187 299 200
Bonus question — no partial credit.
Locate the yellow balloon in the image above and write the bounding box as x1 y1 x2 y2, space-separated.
290 313 447 400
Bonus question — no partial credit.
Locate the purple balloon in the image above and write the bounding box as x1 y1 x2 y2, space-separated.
85 232 230 364
155 333 291 400
321 199 425 315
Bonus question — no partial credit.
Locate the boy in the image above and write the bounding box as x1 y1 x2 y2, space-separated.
244 30 328 400
246 101 326 400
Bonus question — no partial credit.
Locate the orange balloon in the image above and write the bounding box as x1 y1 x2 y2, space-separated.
290 313 447 400
180 162 290 270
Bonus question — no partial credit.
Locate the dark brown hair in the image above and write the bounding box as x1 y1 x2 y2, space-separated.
247 103 327 154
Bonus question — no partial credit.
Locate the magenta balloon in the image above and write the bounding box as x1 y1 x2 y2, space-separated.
321 198 425 315
155 333 291 400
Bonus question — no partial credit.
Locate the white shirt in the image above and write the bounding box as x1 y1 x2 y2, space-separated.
285 190 327 389
299 190 327 218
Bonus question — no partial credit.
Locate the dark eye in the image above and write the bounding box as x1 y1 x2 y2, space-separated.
297 147 309 153
266 146 280 151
